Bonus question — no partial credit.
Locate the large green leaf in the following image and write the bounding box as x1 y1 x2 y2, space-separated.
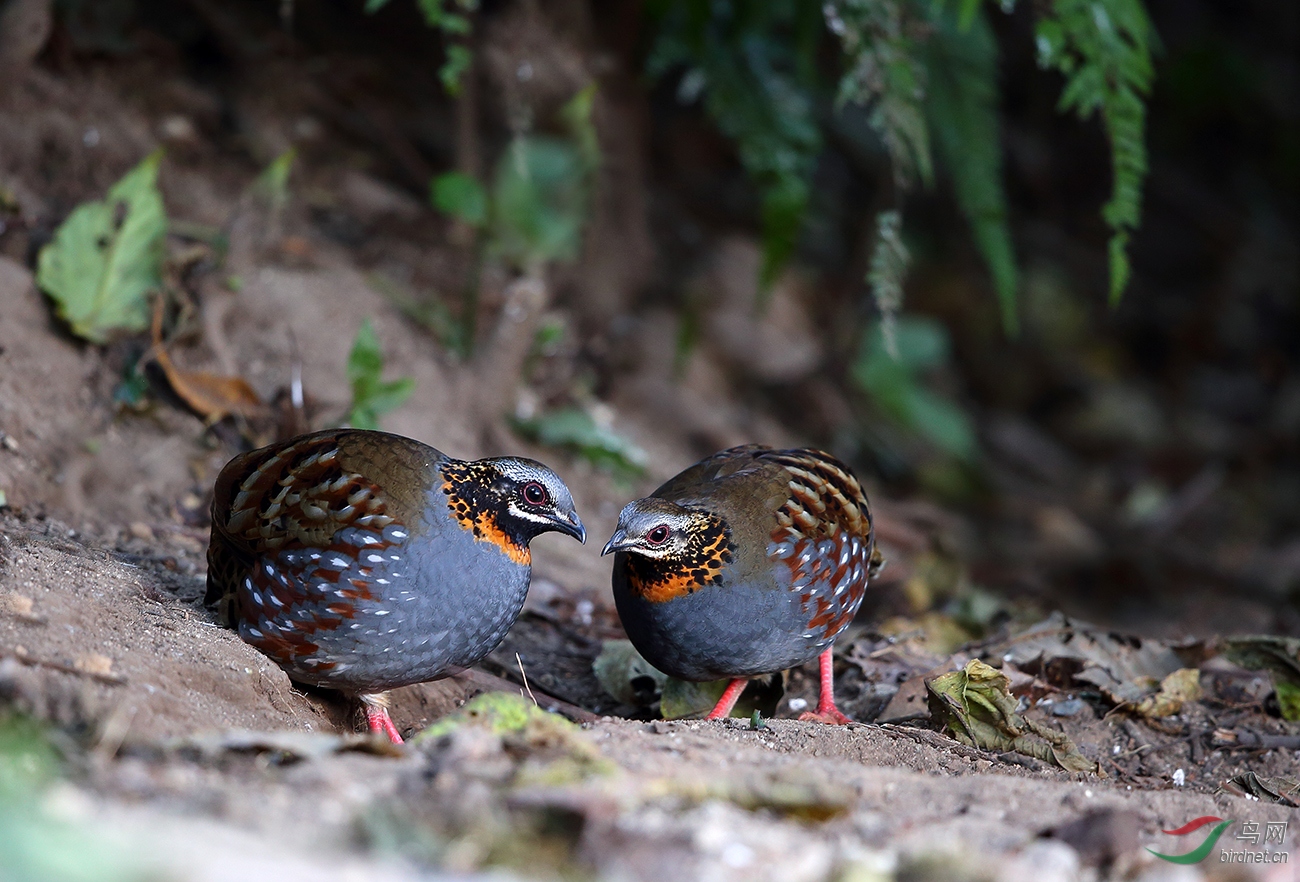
431 171 487 228
36 150 167 343
852 316 977 460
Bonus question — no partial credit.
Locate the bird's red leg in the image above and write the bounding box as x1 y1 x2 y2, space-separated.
360 694 404 744
798 647 851 724
705 678 749 720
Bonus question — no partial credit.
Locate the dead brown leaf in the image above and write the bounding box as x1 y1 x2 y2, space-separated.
147 295 262 422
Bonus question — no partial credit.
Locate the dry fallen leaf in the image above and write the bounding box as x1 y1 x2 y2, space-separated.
1132 668 1202 718
147 296 262 422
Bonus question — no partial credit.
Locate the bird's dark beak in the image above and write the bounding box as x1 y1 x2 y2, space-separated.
554 509 586 544
601 528 630 556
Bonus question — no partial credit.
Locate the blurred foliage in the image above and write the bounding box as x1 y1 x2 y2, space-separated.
432 85 599 276
345 318 415 429
646 0 823 291
647 0 1154 327
367 272 472 358
866 209 909 357
36 150 166 343
0 715 144 882
512 407 648 479
364 0 478 93
852 316 976 460
592 639 668 707
430 171 487 227
1221 637 1300 722
923 6 1018 335
252 148 295 229
1034 0 1154 305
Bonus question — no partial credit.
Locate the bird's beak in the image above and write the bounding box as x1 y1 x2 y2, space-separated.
554 509 586 544
601 528 630 556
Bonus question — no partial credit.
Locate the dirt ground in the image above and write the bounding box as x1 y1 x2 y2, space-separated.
2 503 1297 882
1 11 1298 882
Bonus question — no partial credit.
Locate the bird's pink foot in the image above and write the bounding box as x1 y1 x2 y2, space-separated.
798 706 851 725
799 646 852 724
362 699 404 744
705 678 750 720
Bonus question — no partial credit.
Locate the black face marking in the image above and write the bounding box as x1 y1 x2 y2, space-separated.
622 512 732 603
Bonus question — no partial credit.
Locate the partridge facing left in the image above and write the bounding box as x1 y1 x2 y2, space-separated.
603 445 882 723
206 429 585 743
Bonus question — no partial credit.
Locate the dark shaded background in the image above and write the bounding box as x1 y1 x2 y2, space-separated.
5 0 1299 638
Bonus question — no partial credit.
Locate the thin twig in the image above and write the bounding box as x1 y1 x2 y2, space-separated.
516 652 538 707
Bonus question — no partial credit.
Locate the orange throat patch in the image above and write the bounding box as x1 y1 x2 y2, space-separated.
440 467 531 565
622 513 730 603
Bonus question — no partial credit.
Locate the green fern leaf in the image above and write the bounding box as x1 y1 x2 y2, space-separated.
647 1 824 290
924 4 1019 335
831 0 933 188
867 210 910 358
1035 0 1154 304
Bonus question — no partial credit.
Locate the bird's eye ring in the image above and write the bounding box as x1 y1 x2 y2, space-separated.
646 525 670 545
522 482 549 506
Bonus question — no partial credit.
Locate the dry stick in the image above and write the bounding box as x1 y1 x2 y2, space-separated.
469 274 549 439
516 652 538 707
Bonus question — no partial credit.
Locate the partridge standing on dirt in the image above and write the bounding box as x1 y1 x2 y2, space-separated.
206 429 586 743
603 445 883 723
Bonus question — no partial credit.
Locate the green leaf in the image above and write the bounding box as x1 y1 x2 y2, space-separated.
512 407 647 478
560 82 601 170
852 316 977 460
660 674 783 721
36 150 167 343
439 43 473 95
430 172 487 227
1221 636 1300 721
924 5 1020 335
490 136 590 271
254 149 296 210
897 385 977 459
346 319 415 430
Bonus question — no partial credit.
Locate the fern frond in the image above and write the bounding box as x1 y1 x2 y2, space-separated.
648 1 823 289
829 0 933 188
924 4 1019 335
867 210 911 358
1035 0 1154 303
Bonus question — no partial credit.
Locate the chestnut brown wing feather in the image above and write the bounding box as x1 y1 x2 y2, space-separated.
205 430 445 625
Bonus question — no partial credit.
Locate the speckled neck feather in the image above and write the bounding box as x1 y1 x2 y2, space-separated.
438 460 531 565
623 512 732 602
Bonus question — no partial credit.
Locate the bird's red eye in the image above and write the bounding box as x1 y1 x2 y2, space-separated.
646 525 670 545
522 482 549 506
